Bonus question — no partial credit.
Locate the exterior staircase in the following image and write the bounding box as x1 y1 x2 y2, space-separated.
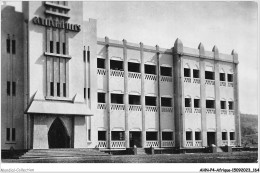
136 148 147 155
19 148 109 159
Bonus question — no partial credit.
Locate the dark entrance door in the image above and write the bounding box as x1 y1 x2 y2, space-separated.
48 118 70 148
129 132 142 147
207 132 216 146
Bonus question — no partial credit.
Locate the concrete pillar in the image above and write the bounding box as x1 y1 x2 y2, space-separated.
156 45 162 148
123 39 129 148
105 37 111 148
140 42 146 148
199 43 207 147
74 116 87 148
213 45 221 147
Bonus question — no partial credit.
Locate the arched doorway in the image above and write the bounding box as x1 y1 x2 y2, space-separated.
48 118 70 148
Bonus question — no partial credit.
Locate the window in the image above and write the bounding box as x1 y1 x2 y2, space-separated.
57 83 60 97
128 62 140 73
193 69 200 78
146 132 158 140
185 98 191 107
12 128 15 141
205 71 214 80
12 39 16 54
98 131 106 141
84 88 86 99
145 64 156 75
88 88 90 99
110 60 123 71
145 96 157 106
184 68 191 77
97 58 105 69
186 131 192 140
222 132 227 140
63 83 66 97
83 50 86 62
230 132 235 140
111 131 125 140
206 100 215 108
129 95 141 105
6 37 10 53
228 74 233 82
228 101 234 110
161 66 172 76
56 42 60 54
63 43 66 55
98 93 106 103
195 132 201 140
221 101 226 109
50 82 54 96
50 41 53 53
220 73 225 81
12 82 16 96
162 132 173 140
161 97 172 107
88 129 91 141
6 128 10 141
87 50 90 62
111 93 124 104
194 99 200 108
7 81 10 96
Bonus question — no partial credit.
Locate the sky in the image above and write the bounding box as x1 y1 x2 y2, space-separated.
4 1 259 115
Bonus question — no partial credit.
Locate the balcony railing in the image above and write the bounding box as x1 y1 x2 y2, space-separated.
161 107 173 112
129 105 142 111
185 140 193 147
221 140 228 146
205 79 215 85
145 141 159 148
128 72 141 79
161 140 175 147
220 81 226 87
146 106 158 112
97 141 107 148
194 140 202 147
161 76 173 82
97 103 106 110
221 109 227 115
110 69 124 77
97 68 106 75
111 141 126 148
193 78 200 84
228 82 234 87
230 140 236 146
184 77 191 83
145 74 157 81
206 108 215 114
111 104 125 111
229 110 234 115
185 107 192 114
194 108 201 114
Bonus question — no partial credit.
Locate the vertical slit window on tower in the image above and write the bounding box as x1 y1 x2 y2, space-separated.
63 43 66 55
6 128 10 141
50 82 54 96
185 98 191 107
220 73 225 81
145 64 156 75
193 69 200 78
161 97 172 107
83 50 86 62
63 83 66 97
12 39 16 54
7 81 10 96
184 68 191 77
12 128 16 141
6 37 10 53
84 88 86 99
57 82 60 97
145 96 157 106
228 74 233 82
97 58 105 69
161 66 172 76
98 92 106 103
88 88 90 99
221 101 226 109
56 42 60 54
12 82 16 96
87 50 90 62
88 129 91 141
194 99 200 108
50 41 53 53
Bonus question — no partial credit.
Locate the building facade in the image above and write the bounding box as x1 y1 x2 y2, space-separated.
1 1 241 150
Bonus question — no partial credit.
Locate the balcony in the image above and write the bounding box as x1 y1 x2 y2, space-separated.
161 140 175 147
229 110 234 115
194 108 201 114
220 81 226 87
97 103 106 110
184 77 191 83
97 141 107 148
193 78 200 84
110 69 124 77
221 109 227 115
161 76 173 82
111 104 125 111
205 79 215 85
129 105 142 111
146 106 158 112
206 108 215 114
97 68 106 75
128 72 141 79
111 141 126 148
161 107 173 113
145 141 159 148
185 107 192 114
145 74 157 81
228 82 234 87
221 140 228 146
185 140 193 147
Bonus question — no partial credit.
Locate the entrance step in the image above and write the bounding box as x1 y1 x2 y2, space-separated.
136 148 147 155
19 148 109 159
216 147 224 153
